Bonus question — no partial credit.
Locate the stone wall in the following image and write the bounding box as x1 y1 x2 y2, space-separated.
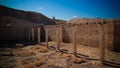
1 19 120 52
44 21 119 51
113 20 120 52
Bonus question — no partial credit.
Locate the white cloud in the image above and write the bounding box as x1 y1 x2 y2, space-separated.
73 16 77 18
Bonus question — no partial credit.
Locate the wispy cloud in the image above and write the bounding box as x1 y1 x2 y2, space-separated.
38 7 43 10
73 16 77 18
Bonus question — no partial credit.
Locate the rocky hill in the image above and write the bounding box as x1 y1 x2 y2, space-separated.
0 5 56 25
0 5 56 43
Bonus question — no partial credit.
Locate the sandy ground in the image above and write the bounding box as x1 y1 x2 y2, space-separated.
0 41 120 68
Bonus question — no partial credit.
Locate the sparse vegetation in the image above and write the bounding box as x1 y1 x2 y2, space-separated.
23 63 35 68
32 45 48 53
16 50 36 57
0 42 120 68
33 57 47 67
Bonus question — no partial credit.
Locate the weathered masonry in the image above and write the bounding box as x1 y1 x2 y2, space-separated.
1 20 120 65
0 20 120 52
37 23 106 64
41 21 119 52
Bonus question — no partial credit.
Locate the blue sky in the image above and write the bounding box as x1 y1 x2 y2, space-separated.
0 0 120 20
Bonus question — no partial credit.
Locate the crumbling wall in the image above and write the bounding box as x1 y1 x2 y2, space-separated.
113 20 120 52
0 20 45 43
44 25 57 42
76 23 100 47
44 21 117 51
1 18 120 52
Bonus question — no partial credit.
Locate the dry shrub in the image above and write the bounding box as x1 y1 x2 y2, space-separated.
52 52 61 58
37 46 48 53
48 52 62 59
23 63 35 68
32 45 41 50
69 55 86 63
22 59 30 65
22 57 37 68
47 65 62 68
26 51 36 56
69 55 78 63
17 51 36 57
15 44 23 48
22 46 34 50
33 56 48 67
0 48 13 52
40 64 47 68
61 53 71 58
32 45 48 53
22 55 48 68
14 48 27 52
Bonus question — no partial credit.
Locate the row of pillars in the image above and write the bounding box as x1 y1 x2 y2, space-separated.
27 27 41 43
27 24 106 65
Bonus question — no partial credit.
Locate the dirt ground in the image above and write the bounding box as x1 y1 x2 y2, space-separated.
0 41 120 68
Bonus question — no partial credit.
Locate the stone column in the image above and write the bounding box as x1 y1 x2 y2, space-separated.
38 27 41 45
31 28 34 42
56 26 60 51
45 28 48 48
88 23 91 47
105 23 108 50
89 23 91 36
73 25 77 56
93 23 95 47
28 28 31 41
99 23 105 65
24 28 27 41
60 26 63 44
24 28 26 41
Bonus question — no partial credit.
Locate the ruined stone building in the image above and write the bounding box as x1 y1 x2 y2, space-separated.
0 5 120 52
